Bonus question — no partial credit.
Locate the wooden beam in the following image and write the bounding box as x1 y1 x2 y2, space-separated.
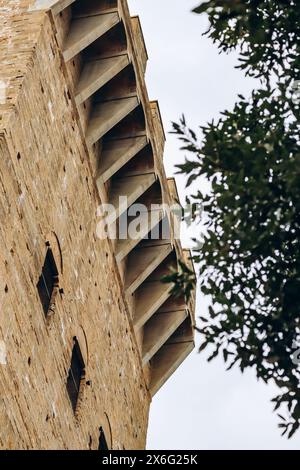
97 135 147 184
156 296 186 314
29 0 75 13
86 97 139 146
166 318 194 345
131 16 148 73
144 255 177 283
51 0 76 15
63 12 120 61
142 310 187 366
76 55 129 105
115 209 165 263
133 281 172 330
109 174 155 222
125 243 172 295
150 341 194 396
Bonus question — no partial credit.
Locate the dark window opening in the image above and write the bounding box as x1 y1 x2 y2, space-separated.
66 338 85 413
37 248 59 316
98 427 109 450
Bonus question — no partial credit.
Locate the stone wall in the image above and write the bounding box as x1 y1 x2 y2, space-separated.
0 6 150 450
0 0 196 450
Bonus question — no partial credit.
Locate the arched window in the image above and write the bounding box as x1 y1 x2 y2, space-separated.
66 337 86 413
98 426 109 450
37 247 59 317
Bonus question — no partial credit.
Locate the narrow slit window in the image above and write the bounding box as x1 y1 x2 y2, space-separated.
37 248 59 316
98 426 109 450
66 338 85 413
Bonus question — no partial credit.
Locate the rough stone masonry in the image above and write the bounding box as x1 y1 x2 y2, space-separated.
0 0 195 450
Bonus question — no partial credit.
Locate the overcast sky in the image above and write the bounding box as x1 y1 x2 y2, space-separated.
128 0 299 450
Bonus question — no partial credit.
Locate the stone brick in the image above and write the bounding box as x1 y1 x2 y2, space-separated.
0 0 195 450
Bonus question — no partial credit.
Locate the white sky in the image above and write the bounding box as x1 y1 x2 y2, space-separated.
128 0 299 450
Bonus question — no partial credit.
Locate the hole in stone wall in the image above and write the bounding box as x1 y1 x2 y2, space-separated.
66 337 85 414
37 248 59 317
98 427 109 451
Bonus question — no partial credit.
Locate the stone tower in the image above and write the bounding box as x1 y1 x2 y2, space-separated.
0 0 195 450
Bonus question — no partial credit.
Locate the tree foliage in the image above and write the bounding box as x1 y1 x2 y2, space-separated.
171 0 300 437
193 0 300 81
